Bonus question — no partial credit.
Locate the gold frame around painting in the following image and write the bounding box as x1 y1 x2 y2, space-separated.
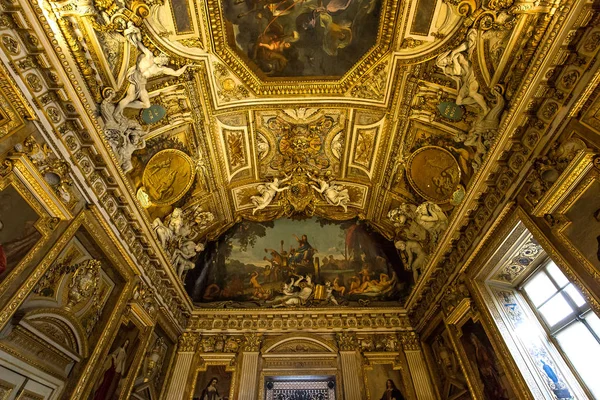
532 152 600 283
0 155 73 307
188 354 237 400
0 205 141 400
92 308 154 400
362 354 412 400
443 298 521 400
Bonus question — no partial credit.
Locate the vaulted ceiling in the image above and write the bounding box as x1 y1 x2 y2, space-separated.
3 0 597 326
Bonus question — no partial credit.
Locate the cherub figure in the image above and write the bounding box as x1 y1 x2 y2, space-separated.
307 172 350 212
250 175 291 214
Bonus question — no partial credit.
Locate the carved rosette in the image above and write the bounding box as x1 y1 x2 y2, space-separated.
177 332 199 352
336 332 358 351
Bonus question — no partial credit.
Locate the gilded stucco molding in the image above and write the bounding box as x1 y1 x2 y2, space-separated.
407 0 600 326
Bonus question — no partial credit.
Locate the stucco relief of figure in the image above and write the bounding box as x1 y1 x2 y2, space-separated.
141 337 165 384
100 88 148 173
414 201 448 246
172 241 205 279
395 240 426 282
307 172 351 212
152 207 213 279
388 201 448 250
456 86 505 171
115 22 191 116
152 208 185 248
250 175 291 214
436 29 489 115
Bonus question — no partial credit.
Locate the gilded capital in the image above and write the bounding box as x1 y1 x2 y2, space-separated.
399 332 421 352
241 333 262 352
336 332 358 351
177 332 200 353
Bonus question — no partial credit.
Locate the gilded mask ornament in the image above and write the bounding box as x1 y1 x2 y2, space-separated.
268 116 334 171
66 259 101 310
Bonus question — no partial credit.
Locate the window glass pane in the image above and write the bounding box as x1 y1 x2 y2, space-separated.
584 313 600 338
524 273 558 307
556 322 600 399
538 294 573 326
546 261 569 287
564 284 586 307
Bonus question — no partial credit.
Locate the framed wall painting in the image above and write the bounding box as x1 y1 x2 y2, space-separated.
0 156 71 295
191 365 234 400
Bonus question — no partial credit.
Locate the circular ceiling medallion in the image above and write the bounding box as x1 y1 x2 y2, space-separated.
142 149 196 206
406 146 461 204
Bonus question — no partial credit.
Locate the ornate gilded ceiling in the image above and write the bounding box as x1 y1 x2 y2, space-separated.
2 0 598 326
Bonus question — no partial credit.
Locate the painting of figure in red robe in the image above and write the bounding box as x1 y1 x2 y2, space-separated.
0 186 43 281
459 319 514 400
91 322 141 400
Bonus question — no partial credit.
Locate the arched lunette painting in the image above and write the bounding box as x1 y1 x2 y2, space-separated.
185 217 413 307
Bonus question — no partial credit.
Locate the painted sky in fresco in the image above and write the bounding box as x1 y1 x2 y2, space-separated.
230 218 347 267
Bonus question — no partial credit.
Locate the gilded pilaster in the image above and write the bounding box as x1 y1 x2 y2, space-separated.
400 332 436 400
165 332 199 400
336 332 363 400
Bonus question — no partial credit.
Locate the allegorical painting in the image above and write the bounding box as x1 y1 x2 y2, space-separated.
365 364 406 400
459 319 513 400
91 322 141 400
193 365 232 400
0 186 42 281
222 0 383 77
185 218 412 307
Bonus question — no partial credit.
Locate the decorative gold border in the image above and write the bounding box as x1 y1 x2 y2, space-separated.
0 156 70 305
0 206 142 399
202 0 398 95
532 151 596 216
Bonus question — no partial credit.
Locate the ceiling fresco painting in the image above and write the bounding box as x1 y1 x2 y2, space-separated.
185 218 413 307
222 0 383 77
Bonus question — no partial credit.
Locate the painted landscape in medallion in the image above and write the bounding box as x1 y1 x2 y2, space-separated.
222 0 382 77
185 218 413 307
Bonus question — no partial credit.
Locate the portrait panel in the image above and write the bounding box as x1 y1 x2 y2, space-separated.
192 365 232 400
185 217 413 307
91 321 141 400
0 185 43 281
364 364 406 400
458 319 513 400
